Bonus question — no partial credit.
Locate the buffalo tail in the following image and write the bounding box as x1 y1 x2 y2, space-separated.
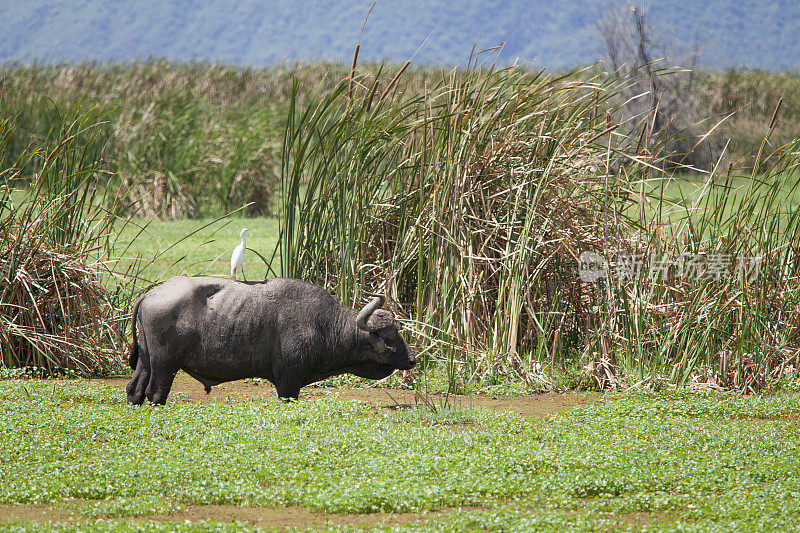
128 293 147 370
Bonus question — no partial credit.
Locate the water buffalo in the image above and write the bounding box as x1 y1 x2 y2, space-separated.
126 276 415 404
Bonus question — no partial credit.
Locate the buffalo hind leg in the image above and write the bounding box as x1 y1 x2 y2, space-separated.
146 360 177 405
126 355 151 405
151 372 176 405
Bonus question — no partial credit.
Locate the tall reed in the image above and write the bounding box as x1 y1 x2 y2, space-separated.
278 59 636 385
277 58 800 391
0 101 128 375
595 140 800 391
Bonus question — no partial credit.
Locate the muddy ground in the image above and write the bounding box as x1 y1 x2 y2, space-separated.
98 372 599 419
0 501 659 530
0 501 478 529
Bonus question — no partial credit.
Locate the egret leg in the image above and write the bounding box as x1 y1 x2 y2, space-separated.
242 268 247 282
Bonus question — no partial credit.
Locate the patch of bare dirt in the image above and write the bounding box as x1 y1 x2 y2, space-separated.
0 502 478 528
0 504 74 523
160 504 465 528
97 372 598 418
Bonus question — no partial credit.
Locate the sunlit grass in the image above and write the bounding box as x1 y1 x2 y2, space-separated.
1 379 800 531
113 216 281 282
640 171 800 224
276 55 800 394
5 59 800 393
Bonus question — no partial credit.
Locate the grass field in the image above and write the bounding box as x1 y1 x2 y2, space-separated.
113 216 280 282
1 378 800 531
5 59 800 386
644 172 800 220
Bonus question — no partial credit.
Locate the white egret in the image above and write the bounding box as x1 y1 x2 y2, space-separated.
230 228 250 281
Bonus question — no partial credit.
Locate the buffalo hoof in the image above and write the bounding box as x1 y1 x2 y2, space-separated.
127 394 145 406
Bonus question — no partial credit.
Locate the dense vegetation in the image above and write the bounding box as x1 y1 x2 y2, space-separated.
3 1 800 70
1 62 799 217
0 103 130 374
2 60 800 393
276 60 800 392
1 379 800 531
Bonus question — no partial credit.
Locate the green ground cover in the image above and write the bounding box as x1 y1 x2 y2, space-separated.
113 216 280 282
1 379 799 531
643 172 800 221
5 62 800 533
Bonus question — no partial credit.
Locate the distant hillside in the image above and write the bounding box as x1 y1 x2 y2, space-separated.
1 1 799 70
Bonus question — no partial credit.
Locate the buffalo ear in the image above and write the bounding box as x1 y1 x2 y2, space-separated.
366 309 395 332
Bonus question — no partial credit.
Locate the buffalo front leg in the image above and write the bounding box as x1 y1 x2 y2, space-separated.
275 378 300 401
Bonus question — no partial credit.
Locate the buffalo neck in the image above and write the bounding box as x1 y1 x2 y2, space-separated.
324 308 373 369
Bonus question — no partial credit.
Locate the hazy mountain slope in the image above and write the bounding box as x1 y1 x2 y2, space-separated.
1 0 797 70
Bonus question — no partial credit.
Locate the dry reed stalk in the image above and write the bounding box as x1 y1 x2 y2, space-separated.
275 60 800 392
0 228 122 374
349 44 360 102
379 61 411 102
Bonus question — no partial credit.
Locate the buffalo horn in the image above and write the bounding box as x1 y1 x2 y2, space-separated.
356 293 385 331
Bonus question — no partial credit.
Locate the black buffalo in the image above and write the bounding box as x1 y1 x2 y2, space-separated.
126 276 415 404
